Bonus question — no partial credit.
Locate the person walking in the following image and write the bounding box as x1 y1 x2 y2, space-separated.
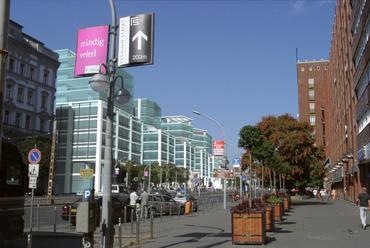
140 189 149 219
313 188 318 200
356 187 370 230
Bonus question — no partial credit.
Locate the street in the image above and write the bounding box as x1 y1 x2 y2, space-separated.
6 198 370 248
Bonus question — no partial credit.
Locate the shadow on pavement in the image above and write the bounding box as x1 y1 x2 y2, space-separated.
291 200 332 206
279 221 296 225
274 227 293 234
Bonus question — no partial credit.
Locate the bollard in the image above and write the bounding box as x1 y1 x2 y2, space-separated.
160 202 163 222
124 206 127 229
36 204 40 231
118 217 122 248
27 233 32 248
150 208 154 239
131 209 134 234
53 206 57 233
68 205 72 231
178 205 181 217
136 212 140 245
169 202 172 217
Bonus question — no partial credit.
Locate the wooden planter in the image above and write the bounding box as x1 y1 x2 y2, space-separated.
231 210 266 245
283 196 290 212
264 205 275 232
273 203 283 222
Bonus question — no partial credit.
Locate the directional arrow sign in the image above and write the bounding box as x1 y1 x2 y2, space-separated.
118 13 154 67
132 31 148 50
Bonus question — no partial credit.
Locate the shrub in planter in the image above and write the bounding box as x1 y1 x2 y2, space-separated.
267 195 283 222
231 201 266 245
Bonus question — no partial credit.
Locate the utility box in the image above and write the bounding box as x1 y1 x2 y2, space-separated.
76 202 96 233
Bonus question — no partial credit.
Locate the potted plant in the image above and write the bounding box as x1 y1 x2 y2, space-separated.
277 192 290 212
267 195 283 222
231 201 266 245
253 199 275 232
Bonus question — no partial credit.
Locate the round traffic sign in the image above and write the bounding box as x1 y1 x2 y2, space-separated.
28 148 41 164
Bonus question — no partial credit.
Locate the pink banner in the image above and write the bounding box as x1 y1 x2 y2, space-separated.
74 25 109 77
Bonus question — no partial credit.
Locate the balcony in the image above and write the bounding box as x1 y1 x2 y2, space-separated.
356 85 370 121
358 124 370 149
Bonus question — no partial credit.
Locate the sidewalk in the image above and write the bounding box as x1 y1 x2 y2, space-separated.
135 199 370 248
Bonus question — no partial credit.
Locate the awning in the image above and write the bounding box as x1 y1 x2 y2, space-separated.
351 163 359 174
324 158 332 169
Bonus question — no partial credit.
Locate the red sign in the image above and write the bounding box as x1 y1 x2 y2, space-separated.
213 140 225 156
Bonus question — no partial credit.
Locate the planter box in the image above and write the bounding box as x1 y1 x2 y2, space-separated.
264 205 275 232
231 210 266 245
283 196 290 212
273 203 283 222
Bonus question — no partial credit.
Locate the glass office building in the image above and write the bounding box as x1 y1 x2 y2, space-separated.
134 98 161 129
54 49 142 194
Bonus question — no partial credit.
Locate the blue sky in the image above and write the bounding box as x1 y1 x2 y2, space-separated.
10 0 336 159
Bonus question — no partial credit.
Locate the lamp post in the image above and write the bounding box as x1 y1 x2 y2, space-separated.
89 1 131 247
193 110 228 210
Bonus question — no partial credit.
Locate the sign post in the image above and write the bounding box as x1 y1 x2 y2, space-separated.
27 148 41 248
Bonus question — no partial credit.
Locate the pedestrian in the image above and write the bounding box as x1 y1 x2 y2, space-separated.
320 189 326 201
140 189 149 219
356 187 370 230
313 188 318 200
331 189 336 200
130 189 139 211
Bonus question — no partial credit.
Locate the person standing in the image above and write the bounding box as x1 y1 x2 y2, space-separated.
313 189 318 200
356 187 370 230
140 189 149 219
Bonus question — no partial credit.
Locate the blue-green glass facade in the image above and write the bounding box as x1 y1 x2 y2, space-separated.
54 49 142 194
134 98 161 129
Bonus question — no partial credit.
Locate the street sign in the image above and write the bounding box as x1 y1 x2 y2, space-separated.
118 13 154 67
213 169 234 179
28 176 37 189
115 167 120 175
80 168 94 178
28 148 41 164
213 140 225 156
233 158 240 168
144 170 148 177
83 189 92 202
28 164 39 177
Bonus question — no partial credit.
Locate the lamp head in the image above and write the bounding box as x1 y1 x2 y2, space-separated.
193 110 201 115
115 87 131 104
89 73 109 92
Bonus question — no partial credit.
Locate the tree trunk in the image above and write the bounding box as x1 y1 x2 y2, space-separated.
273 170 276 192
269 169 272 190
261 166 264 198
283 174 286 191
279 174 282 190
249 152 252 207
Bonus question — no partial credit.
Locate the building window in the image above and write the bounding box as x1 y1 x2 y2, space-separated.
41 92 48 110
6 84 12 99
4 111 10 124
17 87 24 104
27 89 34 105
309 66 312 71
309 103 315 113
30 66 36 80
316 66 320 71
43 70 49 85
20 63 25 76
308 89 315 100
309 115 316 126
15 113 21 128
8 58 14 72
301 67 305 72
25 115 31 130
308 78 314 88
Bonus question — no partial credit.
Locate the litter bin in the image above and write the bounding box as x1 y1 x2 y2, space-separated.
185 201 192 215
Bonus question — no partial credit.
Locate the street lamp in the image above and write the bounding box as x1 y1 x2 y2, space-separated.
192 110 228 210
88 1 131 247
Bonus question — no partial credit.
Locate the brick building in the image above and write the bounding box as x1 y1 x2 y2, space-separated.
297 60 330 149
352 0 370 193
298 0 360 202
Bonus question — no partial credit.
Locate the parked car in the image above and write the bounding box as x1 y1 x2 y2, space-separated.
173 193 198 212
61 196 129 225
147 193 179 216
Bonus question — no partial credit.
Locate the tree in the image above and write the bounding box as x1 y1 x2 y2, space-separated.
257 114 325 190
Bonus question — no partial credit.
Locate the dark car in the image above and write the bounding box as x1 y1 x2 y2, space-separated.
61 196 129 225
147 193 179 216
